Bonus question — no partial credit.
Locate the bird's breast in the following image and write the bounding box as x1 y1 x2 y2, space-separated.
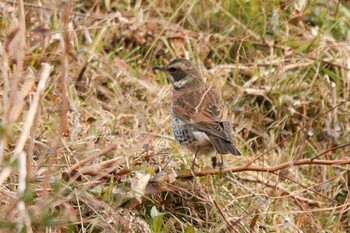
170 116 212 147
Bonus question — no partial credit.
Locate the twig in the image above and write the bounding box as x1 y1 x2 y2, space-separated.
213 199 238 232
176 158 350 179
311 142 350 160
272 171 339 205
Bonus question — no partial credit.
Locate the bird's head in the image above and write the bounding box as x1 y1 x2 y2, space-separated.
153 58 204 90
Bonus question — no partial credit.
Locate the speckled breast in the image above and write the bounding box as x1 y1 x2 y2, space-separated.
170 116 195 146
170 115 215 155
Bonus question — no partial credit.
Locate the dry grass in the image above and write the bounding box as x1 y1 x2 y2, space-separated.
0 0 350 232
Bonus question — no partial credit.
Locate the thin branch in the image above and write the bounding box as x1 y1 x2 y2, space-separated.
311 142 350 160
213 199 238 232
176 158 350 179
272 171 340 205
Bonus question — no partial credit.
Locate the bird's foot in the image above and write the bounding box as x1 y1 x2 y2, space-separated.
211 156 224 169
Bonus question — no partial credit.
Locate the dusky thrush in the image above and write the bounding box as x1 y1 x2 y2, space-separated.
153 58 241 167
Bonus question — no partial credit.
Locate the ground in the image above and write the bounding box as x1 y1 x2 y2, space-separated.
0 0 350 232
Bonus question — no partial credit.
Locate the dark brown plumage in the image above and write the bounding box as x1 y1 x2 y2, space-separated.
153 58 241 165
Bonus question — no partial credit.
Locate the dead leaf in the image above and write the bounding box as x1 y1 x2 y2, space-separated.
129 172 151 203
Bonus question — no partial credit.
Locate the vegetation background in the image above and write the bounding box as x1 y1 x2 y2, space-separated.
0 0 350 232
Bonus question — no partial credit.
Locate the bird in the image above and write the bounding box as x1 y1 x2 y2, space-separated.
153 58 241 168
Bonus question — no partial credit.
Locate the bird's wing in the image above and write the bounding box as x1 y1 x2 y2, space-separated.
172 88 233 141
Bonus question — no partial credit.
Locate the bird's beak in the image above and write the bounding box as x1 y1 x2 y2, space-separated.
152 66 166 74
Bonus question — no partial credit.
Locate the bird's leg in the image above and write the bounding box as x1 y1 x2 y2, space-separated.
211 156 217 168
220 153 224 168
212 154 224 169
191 148 199 171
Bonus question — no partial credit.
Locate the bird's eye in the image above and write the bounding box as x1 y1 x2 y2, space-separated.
167 67 177 73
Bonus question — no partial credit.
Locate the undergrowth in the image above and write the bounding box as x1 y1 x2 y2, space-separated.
0 0 349 232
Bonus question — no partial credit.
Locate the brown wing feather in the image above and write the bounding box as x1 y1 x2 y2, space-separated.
172 88 232 141
172 88 241 155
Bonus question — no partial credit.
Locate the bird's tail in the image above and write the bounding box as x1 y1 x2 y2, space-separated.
209 136 241 155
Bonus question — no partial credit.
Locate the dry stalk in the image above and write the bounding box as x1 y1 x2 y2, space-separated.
78 156 123 176
41 2 73 199
26 107 41 179
0 63 52 186
17 152 32 233
66 143 119 173
60 0 72 136
0 42 9 163
239 176 321 206
7 0 26 124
